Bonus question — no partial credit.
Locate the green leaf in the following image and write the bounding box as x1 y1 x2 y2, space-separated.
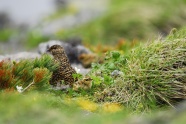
91 76 102 85
103 75 113 85
112 51 121 60
108 63 116 70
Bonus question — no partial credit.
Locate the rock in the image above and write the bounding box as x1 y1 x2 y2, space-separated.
0 52 41 61
76 45 91 56
111 70 124 78
38 40 63 54
38 40 92 64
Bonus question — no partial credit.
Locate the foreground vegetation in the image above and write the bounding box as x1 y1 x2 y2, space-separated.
0 28 185 123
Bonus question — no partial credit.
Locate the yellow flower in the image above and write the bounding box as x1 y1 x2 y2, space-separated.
63 97 73 105
77 98 98 112
102 102 122 113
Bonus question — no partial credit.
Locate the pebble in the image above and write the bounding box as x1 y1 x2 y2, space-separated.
0 52 41 62
111 70 124 78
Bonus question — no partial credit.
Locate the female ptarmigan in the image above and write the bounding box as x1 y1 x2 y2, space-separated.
47 45 77 87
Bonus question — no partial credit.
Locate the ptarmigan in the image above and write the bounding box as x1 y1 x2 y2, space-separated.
47 45 77 87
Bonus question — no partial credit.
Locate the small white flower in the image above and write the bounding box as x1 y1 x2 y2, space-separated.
16 85 23 93
75 67 81 73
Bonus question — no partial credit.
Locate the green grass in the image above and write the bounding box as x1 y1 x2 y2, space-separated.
89 28 186 111
0 92 185 124
0 92 130 124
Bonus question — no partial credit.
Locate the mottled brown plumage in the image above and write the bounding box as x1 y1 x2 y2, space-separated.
47 45 77 87
73 77 93 91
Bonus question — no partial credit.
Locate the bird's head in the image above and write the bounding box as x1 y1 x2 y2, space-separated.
47 45 64 55
82 77 93 85
83 77 93 81
73 77 93 91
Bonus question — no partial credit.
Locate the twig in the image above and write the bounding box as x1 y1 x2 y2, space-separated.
21 80 35 93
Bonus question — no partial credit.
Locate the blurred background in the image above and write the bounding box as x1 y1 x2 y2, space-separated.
0 0 186 53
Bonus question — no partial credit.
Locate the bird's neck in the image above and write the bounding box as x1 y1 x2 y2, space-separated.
53 52 69 62
53 53 63 58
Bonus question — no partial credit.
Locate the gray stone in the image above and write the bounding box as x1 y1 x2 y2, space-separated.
111 70 124 78
38 40 63 54
38 40 92 64
0 52 41 61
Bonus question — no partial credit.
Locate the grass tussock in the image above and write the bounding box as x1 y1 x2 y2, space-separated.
92 29 186 111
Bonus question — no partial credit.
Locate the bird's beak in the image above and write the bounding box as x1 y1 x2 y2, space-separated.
46 49 51 55
46 45 50 53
